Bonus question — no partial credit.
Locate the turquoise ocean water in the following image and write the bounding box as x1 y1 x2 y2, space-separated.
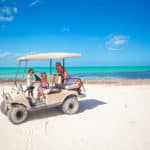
0 66 150 80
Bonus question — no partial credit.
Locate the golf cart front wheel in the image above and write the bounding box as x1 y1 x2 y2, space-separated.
8 105 28 124
0 100 8 115
62 96 79 114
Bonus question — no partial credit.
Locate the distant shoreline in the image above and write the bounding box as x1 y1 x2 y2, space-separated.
1 66 150 80
1 79 150 85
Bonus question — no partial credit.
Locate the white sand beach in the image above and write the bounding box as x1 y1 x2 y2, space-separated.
0 83 150 150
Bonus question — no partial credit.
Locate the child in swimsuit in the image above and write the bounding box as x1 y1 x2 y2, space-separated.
38 72 49 98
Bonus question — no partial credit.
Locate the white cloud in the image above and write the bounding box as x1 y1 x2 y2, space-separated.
29 0 40 7
13 7 18 14
1 7 17 15
106 35 128 50
25 51 38 55
0 6 18 22
0 50 19 66
107 47 121 51
0 0 6 3
0 50 38 57
62 27 70 32
1 7 11 15
0 50 11 58
0 15 14 22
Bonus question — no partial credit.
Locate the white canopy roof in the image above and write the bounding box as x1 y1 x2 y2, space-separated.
18 52 81 61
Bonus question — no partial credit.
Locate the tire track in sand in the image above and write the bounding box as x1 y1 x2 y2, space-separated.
24 128 33 150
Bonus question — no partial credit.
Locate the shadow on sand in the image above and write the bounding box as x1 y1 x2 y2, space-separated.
27 108 63 121
79 99 107 113
27 99 107 122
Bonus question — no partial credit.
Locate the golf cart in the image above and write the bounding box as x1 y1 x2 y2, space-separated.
1 52 86 124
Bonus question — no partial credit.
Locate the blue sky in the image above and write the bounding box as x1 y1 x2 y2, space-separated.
0 0 150 66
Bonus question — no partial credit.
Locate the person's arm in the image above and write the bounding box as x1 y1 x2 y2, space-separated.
32 75 36 83
27 75 31 86
63 69 68 79
57 68 64 77
29 75 35 86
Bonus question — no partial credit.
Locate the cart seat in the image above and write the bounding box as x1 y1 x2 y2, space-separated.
63 83 79 90
43 87 61 95
42 75 62 95
49 74 62 87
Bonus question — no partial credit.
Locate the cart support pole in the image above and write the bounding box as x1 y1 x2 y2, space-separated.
63 58 65 74
14 61 21 87
63 58 65 67
50 59 52 75
22 60 28 81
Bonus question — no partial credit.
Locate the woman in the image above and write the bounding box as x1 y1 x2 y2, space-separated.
55 62 82 89
56 62 71 80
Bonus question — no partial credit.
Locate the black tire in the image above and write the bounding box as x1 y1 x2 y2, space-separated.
0 100 8 115
8 105 28 124
62 96 79 114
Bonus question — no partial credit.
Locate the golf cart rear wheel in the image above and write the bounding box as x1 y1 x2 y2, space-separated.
0 100 8 115
62 96 79 114
8 105 28 124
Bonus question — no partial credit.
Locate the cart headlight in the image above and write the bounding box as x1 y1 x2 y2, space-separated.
12 87 20 94
3 93 10 100
5 95 8 100
2 90 5 98
4 94 8 100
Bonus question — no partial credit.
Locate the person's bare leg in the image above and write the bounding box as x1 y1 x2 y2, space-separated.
31 90 33 97
37 89 40 100
31 90 37 102
76 79 82 89
37 88 44 101
41 89 45 99
28 91 30 97
38 89 42 99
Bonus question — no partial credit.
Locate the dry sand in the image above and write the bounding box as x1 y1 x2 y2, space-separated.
0 83 150 150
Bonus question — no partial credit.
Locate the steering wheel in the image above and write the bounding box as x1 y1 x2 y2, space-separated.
34 74 41 82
